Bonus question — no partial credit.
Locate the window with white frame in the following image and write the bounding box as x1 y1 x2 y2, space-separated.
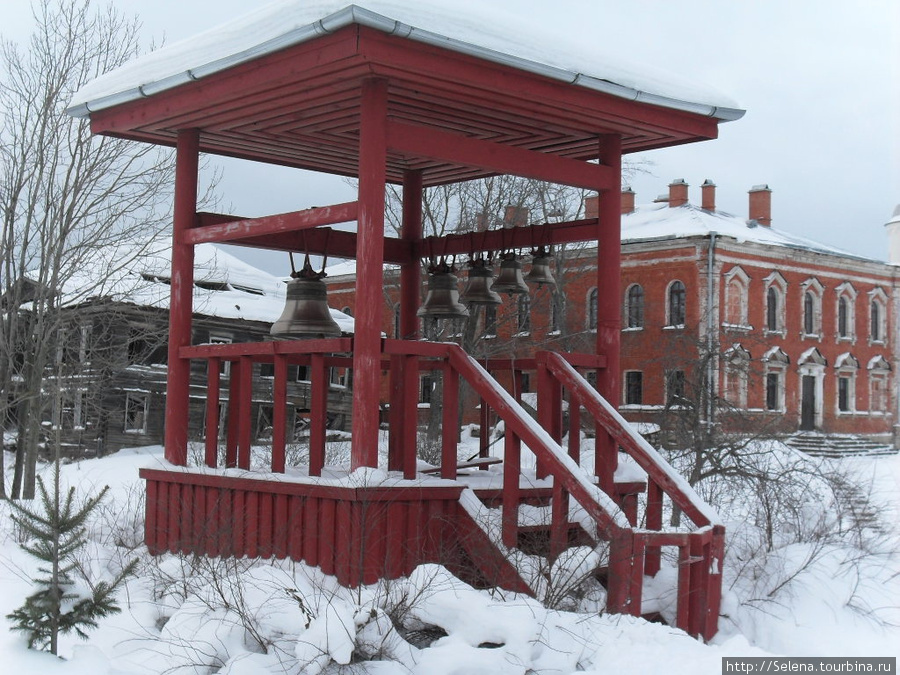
667 280 686 327
209 334 232 375
625 284 644 329
800 278 824 337
763 272 787 335
723 267 750 327
124 392 149 433
516 295 531 334
665 369 686 405
587 288 598 331
867 356 890 414
835 282 857 341
868 288 887 344
722 344 750 408
834 352 859 414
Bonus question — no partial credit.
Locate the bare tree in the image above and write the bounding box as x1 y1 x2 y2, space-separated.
0 0 176 498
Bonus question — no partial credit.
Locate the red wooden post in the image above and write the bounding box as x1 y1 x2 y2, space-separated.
441 362 459 479
271 354 287 473
629 534 645 617
645 479 663 576
309 353 328 476
595 134 622 494
704 524 725 640
606 529 634 615
388 355 405 472
205 358 220 468
549 479 569 561
237 356 253 470
164 129 199 466
225 362 240 468
351 78 388 470
676 543 692 632
501 432 521 549
536 360 561 479
689 533 710 638
402 355 418 478
399 169 423 339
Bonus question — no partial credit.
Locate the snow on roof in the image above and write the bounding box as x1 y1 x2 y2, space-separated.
621 202 870 260
54 241 355 333
68 0 743 121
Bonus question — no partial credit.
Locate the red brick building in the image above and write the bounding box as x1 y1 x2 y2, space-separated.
326 181 898 447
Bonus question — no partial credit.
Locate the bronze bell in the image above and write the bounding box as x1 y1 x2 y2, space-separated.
417 264 470 319
491 254 529 295
460 259 502 306
525 248 556 287
271 263 342 339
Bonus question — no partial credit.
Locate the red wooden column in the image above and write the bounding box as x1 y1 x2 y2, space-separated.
594 134 622 490
389 169 422 475
164 129 199 466
352 79 389 469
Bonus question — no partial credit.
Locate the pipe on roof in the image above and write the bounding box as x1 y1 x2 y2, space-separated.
67 4 745 123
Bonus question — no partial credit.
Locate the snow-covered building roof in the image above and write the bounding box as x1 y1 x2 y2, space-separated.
621 202 865 260
68 1 742 122
52 241 355 333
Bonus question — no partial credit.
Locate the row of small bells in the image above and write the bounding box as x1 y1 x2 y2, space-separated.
418 247 555 319
269 248 556 339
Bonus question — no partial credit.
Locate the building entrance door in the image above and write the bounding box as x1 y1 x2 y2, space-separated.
800 375 816 431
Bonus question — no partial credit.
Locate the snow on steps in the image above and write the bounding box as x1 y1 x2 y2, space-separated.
786 433 898 458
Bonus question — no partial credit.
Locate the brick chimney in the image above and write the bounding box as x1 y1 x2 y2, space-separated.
503 205 529 227
748 184 772 227
621 187 635 215
701 179 716 211
668 179 688 207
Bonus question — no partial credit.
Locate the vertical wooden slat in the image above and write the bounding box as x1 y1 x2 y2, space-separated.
479 397 490 460
385 501 407 578
287 495 304 561
549 479 569 561
645 479 664 576
502 433 521 549
629 535 646 617
332 500 350 583
258 492 274 558
304 496 319 567
362 501 388 585
320 499 338 577
191 484 205 552
405 497 422 574
218 489 233 557
309 354 327 477
225 365 240 468
441 363 459 479
271 354 288 473
568 395 581 463
402 355 419 478
205 487 219 557
245 490 260 558
145 480 160 554
388 355 405 473
233 490 246 557
705 525 726 641
606 530 634 615
237 357 253 470
166 482 181 553
205 360 220 468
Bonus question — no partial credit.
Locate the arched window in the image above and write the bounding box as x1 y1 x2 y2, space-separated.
587 288 598 331
803 291 815 335
724 267 749 327
550 297 563 333
625 284 644 329
766 287 778 331
871 300 881 341
517 295 531 334
668 281 685 327
838 296 849 338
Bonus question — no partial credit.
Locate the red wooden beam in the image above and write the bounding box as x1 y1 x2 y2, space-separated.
386 120 616 192
184 202 359 245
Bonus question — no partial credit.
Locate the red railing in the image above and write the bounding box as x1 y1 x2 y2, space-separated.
173 337 722 639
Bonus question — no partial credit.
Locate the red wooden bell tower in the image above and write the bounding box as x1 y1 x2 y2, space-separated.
70 4 743 640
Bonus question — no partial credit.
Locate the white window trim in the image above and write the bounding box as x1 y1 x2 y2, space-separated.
867 288 888 346
834 282 857 343
763 271 788 337
209 334 233 376
124 392 149 434
723 266 750 328
666 280 686 329
800 278 824 340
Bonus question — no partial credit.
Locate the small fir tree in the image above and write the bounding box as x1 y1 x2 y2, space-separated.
6 473 137 655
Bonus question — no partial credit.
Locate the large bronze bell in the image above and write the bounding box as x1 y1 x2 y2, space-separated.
460 259 502 306
417 264 470 319
525 248 556 287
271 262 342 339
491 254 529 295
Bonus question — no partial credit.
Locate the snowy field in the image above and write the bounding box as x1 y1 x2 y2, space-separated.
1 439 898 674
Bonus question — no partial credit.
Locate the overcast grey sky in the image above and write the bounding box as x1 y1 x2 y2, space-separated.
5 0 899 270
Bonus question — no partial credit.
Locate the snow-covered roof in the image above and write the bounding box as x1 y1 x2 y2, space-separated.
52 241 355 333
68 1 743 122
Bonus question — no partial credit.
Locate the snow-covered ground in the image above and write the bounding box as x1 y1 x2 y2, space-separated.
1 440 897 674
